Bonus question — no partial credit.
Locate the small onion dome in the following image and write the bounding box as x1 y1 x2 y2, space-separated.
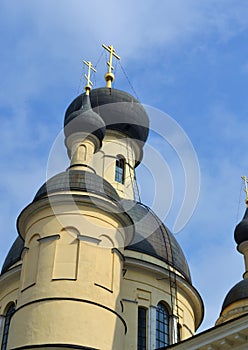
65 88 149 145
221 278 248 311
234 208 248 245
64 93 106 148
33 169 120 202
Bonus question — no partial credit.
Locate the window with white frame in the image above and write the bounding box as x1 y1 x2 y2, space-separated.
156 302 170 348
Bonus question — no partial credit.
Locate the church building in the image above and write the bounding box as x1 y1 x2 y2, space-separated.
0 45 248 350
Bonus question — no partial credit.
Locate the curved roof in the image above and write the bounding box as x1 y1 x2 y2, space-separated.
123 200 191 282
1 236 24 274
234 208 248 245
221 278 248 311
33 169 120 202
64 93 106 147
65 88 149 144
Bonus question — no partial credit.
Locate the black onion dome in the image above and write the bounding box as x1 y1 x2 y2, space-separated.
33 170 120 202
221 278 248 311
1 236 24 274
65 88 149 144
64 94 106 145
234 208 248 245
123 200 191 282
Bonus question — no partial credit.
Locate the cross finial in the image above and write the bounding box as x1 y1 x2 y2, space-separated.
83 60 96 95
241 176 248 206
102 44 120 88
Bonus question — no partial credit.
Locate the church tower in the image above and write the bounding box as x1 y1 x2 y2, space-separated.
0 45 203 350
216 176 248 326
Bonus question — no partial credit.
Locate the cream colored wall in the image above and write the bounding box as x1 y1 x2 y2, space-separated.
0 270 20 315
0 249 201 350
0 203 202 350
92 130 141 200
121 250 203 350
7 195 133 350
10 300 125 350
0 267 21 347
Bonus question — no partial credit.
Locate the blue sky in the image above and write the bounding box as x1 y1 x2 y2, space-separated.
1 0 248 333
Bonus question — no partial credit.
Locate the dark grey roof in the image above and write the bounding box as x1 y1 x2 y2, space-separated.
222 278 248 310
33 170 120 202
65 88 149 145
234 208 248 245
123 200 191 282
64 93 106 145
1 236 24 274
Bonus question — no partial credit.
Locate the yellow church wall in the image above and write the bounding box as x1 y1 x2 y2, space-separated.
21 200 123 234
121 250 202 349
19 199 132 248
0 268 21 347
8 193 133 350
0 269 20 315
124 251 203 326
92 130 141 200
0 195 202 350
18 211 125 301
67 134 96 168
8 299 126 350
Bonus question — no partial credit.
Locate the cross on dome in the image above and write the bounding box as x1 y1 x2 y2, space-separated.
241 176 248 206
102 44 120 88
83 60 96 95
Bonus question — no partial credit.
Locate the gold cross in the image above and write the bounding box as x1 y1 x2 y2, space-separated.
241 176 248 206
102 44 120 88
102 44 120 73
83 60 96 94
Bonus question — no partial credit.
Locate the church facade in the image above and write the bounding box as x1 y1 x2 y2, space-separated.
0 45 248 350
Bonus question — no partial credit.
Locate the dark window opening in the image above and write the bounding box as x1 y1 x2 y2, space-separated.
1 303 15 350
177 323 181 342
115 156 125 184
156 302 169 348
138 306 147 350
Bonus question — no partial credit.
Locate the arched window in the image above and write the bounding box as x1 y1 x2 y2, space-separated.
115 155 125 184
156 302 170 348
137 306 147 350
1 303 15 350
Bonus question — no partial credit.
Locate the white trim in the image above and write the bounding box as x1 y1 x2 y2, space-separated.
0 315 4 341
149 305 156 350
